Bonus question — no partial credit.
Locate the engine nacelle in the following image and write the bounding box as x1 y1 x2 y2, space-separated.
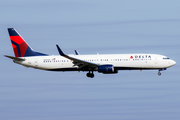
98 65 116 73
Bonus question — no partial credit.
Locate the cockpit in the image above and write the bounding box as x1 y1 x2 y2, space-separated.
163 57 170 60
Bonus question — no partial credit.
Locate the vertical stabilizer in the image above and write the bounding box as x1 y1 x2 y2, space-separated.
7 28 47 57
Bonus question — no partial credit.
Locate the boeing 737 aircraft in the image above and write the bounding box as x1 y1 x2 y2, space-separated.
5 28 176 78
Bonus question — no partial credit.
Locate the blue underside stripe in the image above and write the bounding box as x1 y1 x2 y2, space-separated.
47 67 159 72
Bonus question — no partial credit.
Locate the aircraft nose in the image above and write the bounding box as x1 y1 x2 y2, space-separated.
171 60 176 66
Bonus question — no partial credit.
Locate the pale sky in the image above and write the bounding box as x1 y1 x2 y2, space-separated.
0 0 180 120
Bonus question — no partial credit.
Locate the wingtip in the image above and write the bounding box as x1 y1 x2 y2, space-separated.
75 50 80 55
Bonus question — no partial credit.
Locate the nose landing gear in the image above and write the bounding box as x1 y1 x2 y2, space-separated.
86 71 94 78
158 68 167 76
158 71 161 76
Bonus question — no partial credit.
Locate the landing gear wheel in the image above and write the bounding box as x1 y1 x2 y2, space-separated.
90 74 94 78
158 71 161 76
86 73 90 77
86 71 94 78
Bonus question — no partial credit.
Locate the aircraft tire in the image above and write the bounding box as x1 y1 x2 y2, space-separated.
86 73 94 78
158 71 161 76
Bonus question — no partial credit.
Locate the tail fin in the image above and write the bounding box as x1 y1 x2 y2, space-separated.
7 28 47 57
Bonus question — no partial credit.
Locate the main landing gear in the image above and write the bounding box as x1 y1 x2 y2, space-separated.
86 71 94 78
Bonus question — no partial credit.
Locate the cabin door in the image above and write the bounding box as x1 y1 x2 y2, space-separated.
34 58 38 68
154 58 158 64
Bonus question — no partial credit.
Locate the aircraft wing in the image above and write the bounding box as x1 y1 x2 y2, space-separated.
56 45 98 68
4 55 25 61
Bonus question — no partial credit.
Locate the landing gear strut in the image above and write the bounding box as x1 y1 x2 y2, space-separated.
86 71 94 78
158 68 167 76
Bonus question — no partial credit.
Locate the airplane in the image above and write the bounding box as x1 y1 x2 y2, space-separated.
4 28 176 78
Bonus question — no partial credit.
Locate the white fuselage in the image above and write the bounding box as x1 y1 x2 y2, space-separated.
14 54 176 72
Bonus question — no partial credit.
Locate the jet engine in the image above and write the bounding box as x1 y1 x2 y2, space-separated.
98 65 117 74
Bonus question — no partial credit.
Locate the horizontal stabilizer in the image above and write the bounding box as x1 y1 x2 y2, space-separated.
4 55 25 61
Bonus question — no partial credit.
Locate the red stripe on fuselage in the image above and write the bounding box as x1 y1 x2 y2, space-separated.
10 36 28 57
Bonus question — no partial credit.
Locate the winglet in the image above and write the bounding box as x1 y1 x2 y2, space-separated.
56 45 98 67
75 50 80 55
56 45 66 56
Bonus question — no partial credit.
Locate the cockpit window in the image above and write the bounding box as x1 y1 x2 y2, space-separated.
163 57 170 60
